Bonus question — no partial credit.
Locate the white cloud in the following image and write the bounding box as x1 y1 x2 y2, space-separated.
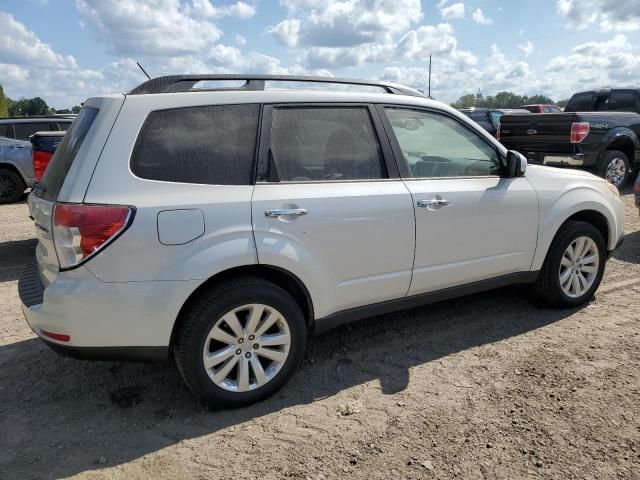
270 0 422 48
439 2 465 21
471 8 492 25
518 40 534 57
556 0 640 32
235 34 247 46
75 0 222 56
0 12 77 68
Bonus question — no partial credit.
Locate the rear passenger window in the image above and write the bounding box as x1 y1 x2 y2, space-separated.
566 93 593 112
609 91 638 112
269 107 386 181
131 104 259 185
0 124 13 138
14 123 52 140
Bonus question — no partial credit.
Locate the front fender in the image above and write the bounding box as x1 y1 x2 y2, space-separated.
531 185 620 271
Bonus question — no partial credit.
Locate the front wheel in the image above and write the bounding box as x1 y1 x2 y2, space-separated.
174 277 307 407
534 221 606 308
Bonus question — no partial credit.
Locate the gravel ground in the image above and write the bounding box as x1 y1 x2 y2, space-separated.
0 191 639 480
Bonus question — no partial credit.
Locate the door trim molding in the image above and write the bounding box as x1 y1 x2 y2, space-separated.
312 271 539 335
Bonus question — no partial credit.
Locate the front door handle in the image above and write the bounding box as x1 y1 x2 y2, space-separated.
417 198 450 208
265 208 309 218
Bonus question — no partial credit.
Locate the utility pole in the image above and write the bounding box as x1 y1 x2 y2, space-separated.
428 54 432 98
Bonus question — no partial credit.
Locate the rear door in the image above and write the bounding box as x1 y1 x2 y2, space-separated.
251 104 415 319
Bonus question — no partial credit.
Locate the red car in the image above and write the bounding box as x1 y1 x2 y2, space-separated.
520 104 563 113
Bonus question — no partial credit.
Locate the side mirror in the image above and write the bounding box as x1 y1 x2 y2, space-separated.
506 150 527 177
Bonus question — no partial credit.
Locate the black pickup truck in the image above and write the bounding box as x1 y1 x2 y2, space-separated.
499 88 640 188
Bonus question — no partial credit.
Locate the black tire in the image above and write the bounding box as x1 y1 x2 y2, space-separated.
598 150 631 189
174 277 307 408
534 221 606 308
0 168 26 204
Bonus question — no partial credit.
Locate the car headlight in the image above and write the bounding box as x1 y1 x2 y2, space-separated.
606 182 620 198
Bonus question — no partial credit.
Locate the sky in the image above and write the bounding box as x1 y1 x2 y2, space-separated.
1 0 640 109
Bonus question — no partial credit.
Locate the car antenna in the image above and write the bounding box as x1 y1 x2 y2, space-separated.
137 62 151 80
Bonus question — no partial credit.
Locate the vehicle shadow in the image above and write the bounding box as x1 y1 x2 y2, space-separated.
612 228 640 264
0 285 580 479
0 238 36 282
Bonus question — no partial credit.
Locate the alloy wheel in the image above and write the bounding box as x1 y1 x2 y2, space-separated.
558 236 599 298
605 157 627 188
202 304 291 392
0 171 19 200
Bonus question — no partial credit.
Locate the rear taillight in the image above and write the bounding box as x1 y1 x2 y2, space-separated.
33 150 53 182
52 203 133 269
496 123 501 140
570 122 590 143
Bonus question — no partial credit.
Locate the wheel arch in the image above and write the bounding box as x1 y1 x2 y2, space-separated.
604 136 635 165
531 188 618 271
0 162 28 184
170 264 315 349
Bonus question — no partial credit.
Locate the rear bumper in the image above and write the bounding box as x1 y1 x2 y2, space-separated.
521 151 598 168
18 259 199 355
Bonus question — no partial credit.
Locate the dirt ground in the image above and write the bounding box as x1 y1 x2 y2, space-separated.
1 190 639 480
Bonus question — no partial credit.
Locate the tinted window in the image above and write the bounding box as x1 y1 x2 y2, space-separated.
0 124 13 138
549 106 562 113
490 111 503 125
469 111 486 121
269 107 385 181
593 95 609 111
565 93 593 112
38 108 98 201
385 108 500 178
57 121 73 131
14 122 52 140
609 91 638 112
131 104 259 185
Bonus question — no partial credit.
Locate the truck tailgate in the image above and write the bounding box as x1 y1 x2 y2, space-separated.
500 113 577 154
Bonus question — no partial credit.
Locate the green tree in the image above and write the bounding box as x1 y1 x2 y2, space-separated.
71 105 81 114
557 98 569 109
0 83 8 118
450 93 478 109
7 96 51 116
523 94 555 105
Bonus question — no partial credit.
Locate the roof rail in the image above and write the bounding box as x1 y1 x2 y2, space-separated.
127 74 425 97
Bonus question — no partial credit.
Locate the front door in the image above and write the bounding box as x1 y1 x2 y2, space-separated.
380 106 539 296
252 105 415 319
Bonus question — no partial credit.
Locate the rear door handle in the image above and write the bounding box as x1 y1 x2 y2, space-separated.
265 208 309 218
417 198 450 208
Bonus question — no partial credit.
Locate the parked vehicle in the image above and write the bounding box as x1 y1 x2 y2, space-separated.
20 75 625 407
459 108 529 137
635 172 640 214
0 117 73 203
500 88 640 188
520 104 563 113
30 131 66 182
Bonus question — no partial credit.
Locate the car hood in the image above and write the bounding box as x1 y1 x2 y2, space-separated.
525 164 606 184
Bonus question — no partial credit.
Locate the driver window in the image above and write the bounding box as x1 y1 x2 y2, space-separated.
384 108 501 178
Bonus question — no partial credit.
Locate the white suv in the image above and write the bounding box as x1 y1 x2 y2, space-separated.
20 75 625 407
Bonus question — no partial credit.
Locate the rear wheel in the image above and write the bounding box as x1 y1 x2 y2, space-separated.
0 168 25 204
174 277 307 407
599 150 631 189
534 221 606 308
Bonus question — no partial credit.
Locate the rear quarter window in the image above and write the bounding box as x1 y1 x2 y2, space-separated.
131 104 260 185
38 107 99 201
566 93 594 112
